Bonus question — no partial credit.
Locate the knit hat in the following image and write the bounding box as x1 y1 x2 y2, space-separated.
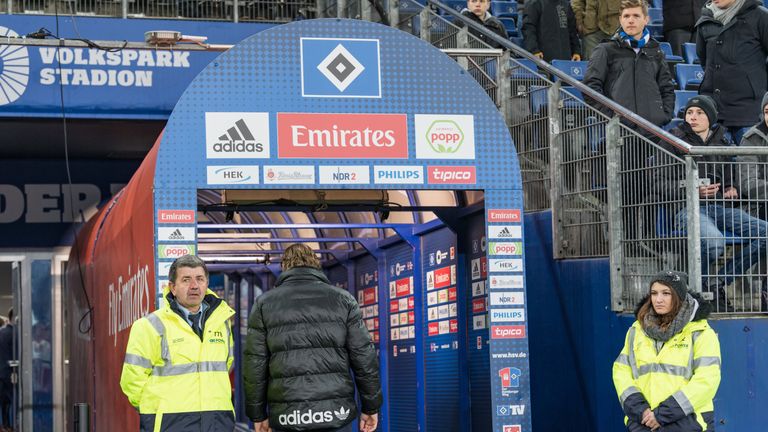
684 95 718 125
649 270 688 301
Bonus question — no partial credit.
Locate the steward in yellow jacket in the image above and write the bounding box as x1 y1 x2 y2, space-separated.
120 255 235 432
613 271 721 432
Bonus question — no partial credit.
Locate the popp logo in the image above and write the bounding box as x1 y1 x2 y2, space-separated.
415 114 475 159
428 166 476 184
426 120 464 153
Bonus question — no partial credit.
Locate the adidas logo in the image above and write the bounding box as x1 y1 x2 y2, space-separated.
497 227 513 237
278 409 333 426
334 406 350 421
168 229 185 240
212 119 264 153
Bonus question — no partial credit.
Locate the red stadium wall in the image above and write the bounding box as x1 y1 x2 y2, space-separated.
67 135 161 431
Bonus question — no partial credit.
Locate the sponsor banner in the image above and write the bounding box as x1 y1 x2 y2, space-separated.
497 405 525 416
472 280 486 297
449 303 457 317
488 209 522 223
488 225 522 239
503 426 521 432
300 38 381 98
277 113 407 158
389 300 399 313
318 165 370 184
157 261 172 278
389 281 396 298
428 307 438 321
491 324 527 339
426 271 435 291
408 311 415 324
433 266 452 289
449 319 458 333
206 165 260 185
489 259 524 273
490 308 526 322
395 277 411 297
408 296 414 309
373 165 423 184
481 257 488 278
157 244 195 259
408 326 415 339
205 112 270 159
157 209 195 224
399 312 408 326
398 298 408 311
391 328 399 341
447 287 457 301
437 289 448 304
490 292 525 306
438 320 450 335
473 314 487 330
372 331 379 343
437 304 449 320
362 288 376 305
428 321 439 336
263 165 315 184
427 165 476 184
399 327 409 340
427 291 437 306
488 242 523 256
414 114 476 159
499 366 522 394
471 258 482 280
472 297 486 313
489 275 525 289
157 227 196 242
390 315 399 327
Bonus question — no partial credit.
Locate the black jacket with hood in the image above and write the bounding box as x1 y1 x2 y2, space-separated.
455 9 509 49
735 92 768 216
696 0 768 127
243 267 382 431
521 0 581 61
583 33 675 126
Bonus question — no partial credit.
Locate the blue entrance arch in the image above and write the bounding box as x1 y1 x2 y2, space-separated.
154 18 527 432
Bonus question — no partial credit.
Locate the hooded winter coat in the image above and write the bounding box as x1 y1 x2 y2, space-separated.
613 292 720 432
455 9 509 49
735 92 768 216
522 0 581 61
243 267 382 431
583 34 675 126
696 0 768 127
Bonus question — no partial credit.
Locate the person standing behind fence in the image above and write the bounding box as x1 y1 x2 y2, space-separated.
454 0 510 49
613 271 721 432
243 244 382 432
652 95 768 311
571 0 621 59
696 0 768 145
522 0 582 61
0 309 15 432
583 0 675 127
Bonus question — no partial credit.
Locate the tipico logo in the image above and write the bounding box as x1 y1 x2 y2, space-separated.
0 26 30 106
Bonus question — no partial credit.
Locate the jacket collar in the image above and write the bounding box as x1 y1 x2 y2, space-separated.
674 122 727 146
609 32 660 50
698 0 759 27
743 123 768 142
275 266 331 287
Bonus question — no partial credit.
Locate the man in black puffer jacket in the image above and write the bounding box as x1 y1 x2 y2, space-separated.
454 0 509 49
244 244 382 432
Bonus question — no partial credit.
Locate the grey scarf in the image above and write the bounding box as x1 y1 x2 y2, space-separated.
707 0 748 26
643 294 698 342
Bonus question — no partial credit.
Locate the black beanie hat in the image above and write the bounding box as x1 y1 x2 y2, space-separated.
684 95 718 125
649 270 688 301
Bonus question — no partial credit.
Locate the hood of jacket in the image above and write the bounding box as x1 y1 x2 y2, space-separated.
634 290 713 321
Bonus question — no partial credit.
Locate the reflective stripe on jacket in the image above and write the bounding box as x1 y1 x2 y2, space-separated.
120 289 235 432
613 319 721 431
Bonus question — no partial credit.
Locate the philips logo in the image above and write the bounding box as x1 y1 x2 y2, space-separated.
373 166 423 184
205 112 270 159
491 308 525 322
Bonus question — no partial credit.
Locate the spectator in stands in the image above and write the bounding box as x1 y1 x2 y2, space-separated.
696 0 768 145
654 95 768 311
522 0 582 61
571 0 621 59
0 309 15 431
663 0 706 57
455 0 509 49
613 271 720 432
583 0 675 127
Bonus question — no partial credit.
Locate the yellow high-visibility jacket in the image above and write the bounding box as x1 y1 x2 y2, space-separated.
613 317 721 432
120 288 235 432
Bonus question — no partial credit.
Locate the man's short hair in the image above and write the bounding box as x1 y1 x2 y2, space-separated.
281 244 321 271
168 255 209 285
620 0 648 15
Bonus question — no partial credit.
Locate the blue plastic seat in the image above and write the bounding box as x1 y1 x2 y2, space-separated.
648 8 663 24
659 42 683 63
674 90 697 118
682 43 699 64
647 24 664 40
529 85 549 114
509 59 538 79
492 0 517 18
441 0 465 13
676 64 704 90
550 59 588 82
499 17 518 37
509 36 524 47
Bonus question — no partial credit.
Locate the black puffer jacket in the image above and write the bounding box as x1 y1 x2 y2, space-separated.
522 0 581 61
663 0 705 33
696 0 768 127
455 9 509 49
583 34 675 126
243 267 382 431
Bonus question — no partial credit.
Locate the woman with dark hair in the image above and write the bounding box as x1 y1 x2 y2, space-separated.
613 271 721 431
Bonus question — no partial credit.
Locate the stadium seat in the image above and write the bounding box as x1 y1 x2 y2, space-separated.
441 0 465 13
674 90 697 118
550 60 589 82
560 86 584 108
651 0 663 8
676 64 704 90
492 0 517 18
529 85 549 114
647 24 664 40
682 43 699 64
510 59 537 78
659 42 683 63
499 17 518 37
664 118 683 131
509 36 524 47
648 8 662 24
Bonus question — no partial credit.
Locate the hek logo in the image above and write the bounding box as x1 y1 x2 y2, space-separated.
205 112 270 159
279 409 333 426
0 26 30 106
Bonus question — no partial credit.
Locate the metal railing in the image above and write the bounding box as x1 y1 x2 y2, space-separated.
3 0 316 21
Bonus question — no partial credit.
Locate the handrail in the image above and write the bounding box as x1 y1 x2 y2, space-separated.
428 0 694 155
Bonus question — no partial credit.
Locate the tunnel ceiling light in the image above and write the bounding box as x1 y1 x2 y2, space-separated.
199 256 265 262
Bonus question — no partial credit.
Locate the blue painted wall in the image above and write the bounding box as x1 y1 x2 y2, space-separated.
525 211 768 432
